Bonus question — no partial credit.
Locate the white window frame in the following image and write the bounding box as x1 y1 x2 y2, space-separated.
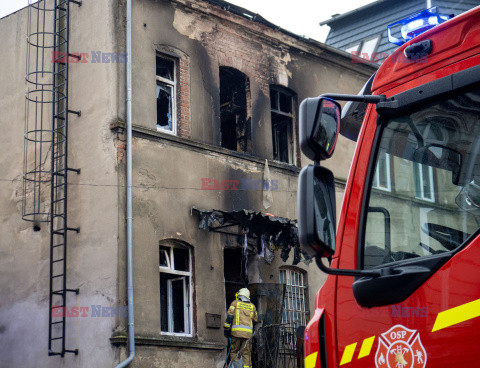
279 268 308 329
414 163 435 202
345 36 381 61
159 245 192 337
270 86 295 164
156 55 177 136
372 152 391 192
360 36 380 57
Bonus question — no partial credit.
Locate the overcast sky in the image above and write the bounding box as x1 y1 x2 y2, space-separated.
0 0 377 42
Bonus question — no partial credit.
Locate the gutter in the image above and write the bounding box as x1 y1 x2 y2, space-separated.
115 0 135 366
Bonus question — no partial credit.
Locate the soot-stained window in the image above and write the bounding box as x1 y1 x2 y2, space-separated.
220 67 251 152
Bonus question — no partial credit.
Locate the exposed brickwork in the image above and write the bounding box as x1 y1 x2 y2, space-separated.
177 56 191 139
110 121 126 164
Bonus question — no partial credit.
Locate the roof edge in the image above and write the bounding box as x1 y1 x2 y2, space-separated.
319 0 388 26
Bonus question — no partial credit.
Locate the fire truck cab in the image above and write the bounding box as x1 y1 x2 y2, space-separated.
298 6 480 368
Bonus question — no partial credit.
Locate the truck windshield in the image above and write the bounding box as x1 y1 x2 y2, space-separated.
363 90 480 269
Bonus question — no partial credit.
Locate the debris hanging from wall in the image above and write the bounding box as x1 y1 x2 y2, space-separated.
191 207 310 265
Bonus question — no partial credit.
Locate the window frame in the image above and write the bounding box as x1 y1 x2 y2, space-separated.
413 162 435 202
156 54 177 136
279 267 308 329
357 66 480 273
372 152 391 192
345 35 381 61
159 244 193 337
270 86 296 164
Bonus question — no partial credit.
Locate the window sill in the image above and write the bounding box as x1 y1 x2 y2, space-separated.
110 334 225 351
131 124 300 175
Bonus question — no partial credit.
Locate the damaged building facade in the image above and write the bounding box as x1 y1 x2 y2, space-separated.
0 0 375 367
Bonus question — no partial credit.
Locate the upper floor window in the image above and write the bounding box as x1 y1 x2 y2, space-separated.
270 87 295 164
156 55 176 134
159 243 192 336
346 36 380 61
220 67 251 152
372 152 391 191
414 163 435 202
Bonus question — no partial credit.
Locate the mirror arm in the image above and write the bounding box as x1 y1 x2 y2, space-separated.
315 257 382 277
319 94 386 104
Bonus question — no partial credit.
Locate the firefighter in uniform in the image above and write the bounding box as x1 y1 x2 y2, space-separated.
224 288 258 368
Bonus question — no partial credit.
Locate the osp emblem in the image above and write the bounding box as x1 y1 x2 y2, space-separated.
375 325 426 368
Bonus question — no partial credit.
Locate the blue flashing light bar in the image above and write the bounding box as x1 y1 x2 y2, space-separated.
388 7 452 46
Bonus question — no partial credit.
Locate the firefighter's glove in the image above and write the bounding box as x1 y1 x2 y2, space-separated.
224 314 233 338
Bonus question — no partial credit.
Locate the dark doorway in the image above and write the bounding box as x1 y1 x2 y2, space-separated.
224 247 247 308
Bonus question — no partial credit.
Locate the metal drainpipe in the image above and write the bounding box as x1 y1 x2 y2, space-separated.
115 0 135 366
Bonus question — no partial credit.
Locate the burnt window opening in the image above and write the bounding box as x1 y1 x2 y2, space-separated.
224 248 247 308
270 87 295 164
220 67 251 152
156 55 176 134
159 243 192 335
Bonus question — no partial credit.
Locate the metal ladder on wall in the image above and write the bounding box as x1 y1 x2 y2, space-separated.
48 0 82 357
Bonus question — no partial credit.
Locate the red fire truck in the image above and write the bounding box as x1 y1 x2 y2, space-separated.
298 6 480 368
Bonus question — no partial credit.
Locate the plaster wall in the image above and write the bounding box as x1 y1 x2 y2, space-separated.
0 1 122 366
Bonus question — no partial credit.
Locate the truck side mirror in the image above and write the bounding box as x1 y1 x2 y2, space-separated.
300 97 341 162
298 165 336 258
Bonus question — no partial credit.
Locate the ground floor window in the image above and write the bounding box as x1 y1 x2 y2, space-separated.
279 268 308 330
159 243 192 335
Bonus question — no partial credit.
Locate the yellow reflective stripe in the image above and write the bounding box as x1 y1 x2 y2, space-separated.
339 342 357 365
232 327 253 332
358 336 375 359
232 325 253 332
224 323 231 328
237 302 254 310
304 352 318 368
432 298 480 332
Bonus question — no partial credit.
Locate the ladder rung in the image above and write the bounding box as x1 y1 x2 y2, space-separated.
51 305 63 309
53 244 64 248
53 259 64 263
51 321 64 325
52 274 64 279
56 6 66 11
50 337 63 341
53 197 65 203
53 230 64 235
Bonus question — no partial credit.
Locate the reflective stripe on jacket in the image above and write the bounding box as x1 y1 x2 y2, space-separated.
226 300 258 339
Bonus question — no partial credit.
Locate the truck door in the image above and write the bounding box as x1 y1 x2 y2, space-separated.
335 87 480 367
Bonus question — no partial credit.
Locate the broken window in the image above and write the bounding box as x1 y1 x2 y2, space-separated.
220 67 251 152
159 244 192 335
156 55 176 134
280 268 308 330
270 87 295 164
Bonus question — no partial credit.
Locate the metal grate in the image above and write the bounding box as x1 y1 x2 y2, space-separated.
279 269 308 334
